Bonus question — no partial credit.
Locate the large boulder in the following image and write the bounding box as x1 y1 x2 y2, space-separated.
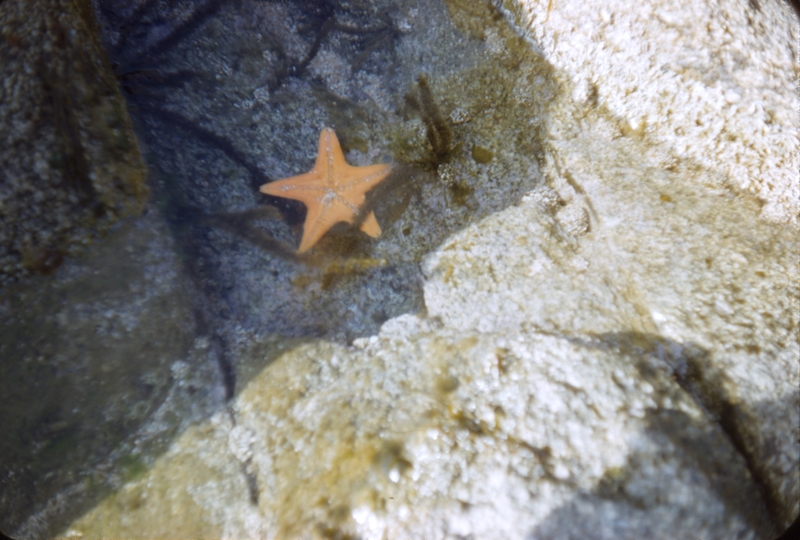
67 317 784 539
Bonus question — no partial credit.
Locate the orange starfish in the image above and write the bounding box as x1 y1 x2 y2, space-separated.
260 128 392 253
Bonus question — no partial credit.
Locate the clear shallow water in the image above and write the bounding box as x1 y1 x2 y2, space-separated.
3 0 795 537
1 0 553 535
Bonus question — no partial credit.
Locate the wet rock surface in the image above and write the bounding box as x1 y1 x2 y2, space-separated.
493 0 800 526
499 0 799 225
0 212 227 539
1 0 797 538
67 321 777 539
87 0 553 347
0 0 148 287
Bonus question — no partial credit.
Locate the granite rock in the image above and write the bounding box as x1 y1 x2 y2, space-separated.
0 0 148 287
67 319 776 539
498 0 799 225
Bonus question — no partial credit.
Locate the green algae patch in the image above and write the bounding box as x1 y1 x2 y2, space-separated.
118 454 148 483
471 145 494 164
65 421 235 540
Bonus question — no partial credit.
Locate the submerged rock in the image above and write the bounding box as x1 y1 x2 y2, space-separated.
0 212 227 539
20 0 800 537
498 0 799 226
492 0 799 527
0 0 148 287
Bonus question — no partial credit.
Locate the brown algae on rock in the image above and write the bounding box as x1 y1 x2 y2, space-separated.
471 145 494 164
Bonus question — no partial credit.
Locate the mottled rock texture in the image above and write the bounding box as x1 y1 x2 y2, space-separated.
498 0 799 225
68 320 780 539
11 0 799 538
491 0 800 526
0 0 148 287
0 212 226 540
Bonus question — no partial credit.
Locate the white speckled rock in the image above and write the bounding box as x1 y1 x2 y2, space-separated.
68 319 775 539
429 0 800 527
498 0 799 225
422 124 800 530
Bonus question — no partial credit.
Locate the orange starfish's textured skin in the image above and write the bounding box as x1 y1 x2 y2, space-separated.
260 128 392 253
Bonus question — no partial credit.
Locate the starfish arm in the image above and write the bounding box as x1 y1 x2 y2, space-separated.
316 128 348 184
340 163 392 192
297 197 355 253
358 211 382 238
259 172 325 206
296 197 328 254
